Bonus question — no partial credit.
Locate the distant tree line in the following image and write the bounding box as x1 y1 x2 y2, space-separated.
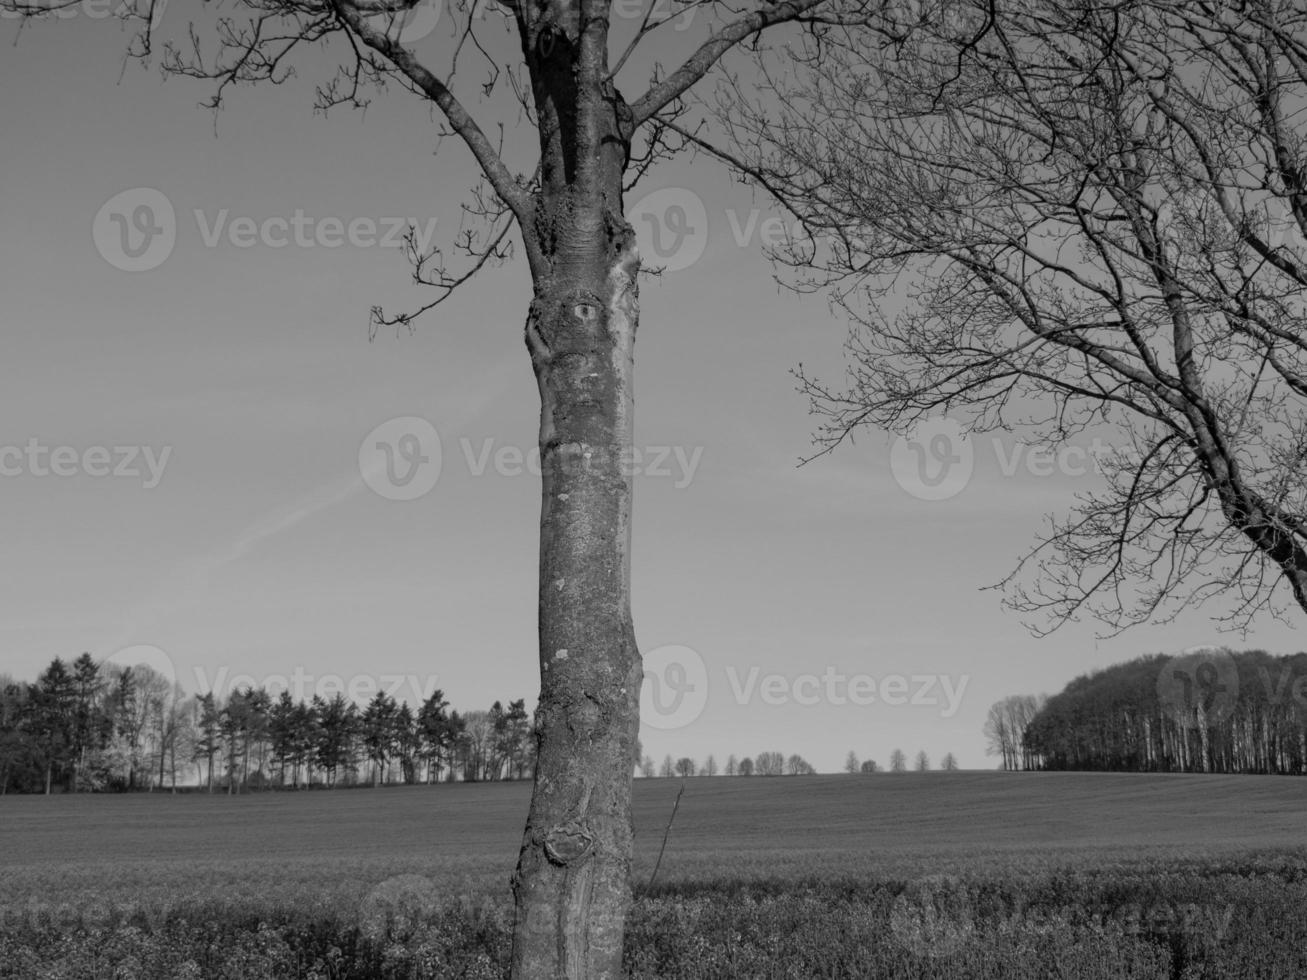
626 748 964 777
995 649 1307 775
842 749 959 773
984 695 1047 771
0 655 535 794
635 751 816 777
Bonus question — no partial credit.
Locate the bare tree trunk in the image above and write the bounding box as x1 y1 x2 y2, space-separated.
509 222 644 978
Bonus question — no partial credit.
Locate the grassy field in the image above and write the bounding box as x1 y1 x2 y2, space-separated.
3 772 1307 978
4 771 1306 888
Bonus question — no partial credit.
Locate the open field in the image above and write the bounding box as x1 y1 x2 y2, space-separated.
4 772 1307 892
4 773 1307 978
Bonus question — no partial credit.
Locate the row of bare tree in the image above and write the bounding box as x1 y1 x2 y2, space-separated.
845 749 961 773
0 655 533 794
634 752 815 777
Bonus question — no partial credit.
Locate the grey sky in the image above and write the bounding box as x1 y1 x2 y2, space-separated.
2 6 1301 772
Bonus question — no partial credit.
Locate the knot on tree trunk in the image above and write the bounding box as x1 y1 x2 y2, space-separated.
543 821 596 866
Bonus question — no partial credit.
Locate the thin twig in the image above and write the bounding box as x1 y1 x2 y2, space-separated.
647 781 685 891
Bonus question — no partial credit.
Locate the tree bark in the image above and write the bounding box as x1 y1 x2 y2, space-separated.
510 200 643 977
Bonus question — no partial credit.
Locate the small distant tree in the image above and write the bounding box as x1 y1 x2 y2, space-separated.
659 755 674 779
755 751 785 776
674 757 697 779
166 690 196 792
639 755 655 779
498 699 532 779
941 753 959 771
268 691 297 786
395 702 421 784
419 689 463 783
314 693 359 788
890 749 907 773
31 658 75 794
844 750 859 774
702 755 718 777
361 692 399 786
860 759 879 774
69 653 105 793
738 757 754 777
985 695 1047 771
219 691 250 794
725 754 738 777
914 751 930 772
194 693 222 793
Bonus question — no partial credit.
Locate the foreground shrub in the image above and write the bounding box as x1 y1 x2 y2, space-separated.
3 863 1307 978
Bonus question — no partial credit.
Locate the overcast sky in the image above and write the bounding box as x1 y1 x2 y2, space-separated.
2 4 1301 773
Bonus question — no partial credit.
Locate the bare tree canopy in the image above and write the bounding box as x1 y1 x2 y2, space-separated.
717 0 1307 636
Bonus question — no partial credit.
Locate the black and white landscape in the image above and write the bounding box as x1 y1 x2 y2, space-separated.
2 0 1307 977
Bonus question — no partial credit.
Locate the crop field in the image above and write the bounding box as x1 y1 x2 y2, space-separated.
3 773 1307 978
